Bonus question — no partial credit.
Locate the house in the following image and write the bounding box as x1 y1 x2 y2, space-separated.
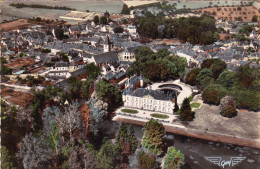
176 49 198 67
124 88 175 114
87 51 119 66
52 62 68 71
126 25 136 34
119 47 136 62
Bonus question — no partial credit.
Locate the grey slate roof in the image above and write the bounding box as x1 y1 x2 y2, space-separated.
93 51 119 65
131 88 172 101
55 62 68 67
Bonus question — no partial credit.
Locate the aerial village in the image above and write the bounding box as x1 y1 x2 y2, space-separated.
1 0 260 169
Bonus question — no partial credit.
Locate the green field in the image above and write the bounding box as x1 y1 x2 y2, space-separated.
190 102 201 108
151 113 169 119
121 109 138 114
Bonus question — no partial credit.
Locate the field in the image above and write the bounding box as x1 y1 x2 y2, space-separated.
196 6 260 22
5 58 35 69
0 19 33 31
1 88 34 107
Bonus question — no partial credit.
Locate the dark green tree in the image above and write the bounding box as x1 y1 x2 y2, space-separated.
86 63 101 80
128 125 138 153
100 16 108 25
54 28 65 40
179 98 195 121
121 4 130 14
94 15 99 24
252 15 258 22
113 26 124 33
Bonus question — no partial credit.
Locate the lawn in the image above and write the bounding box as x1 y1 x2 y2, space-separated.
190 102 201 108
121 109 138 114
151 113 169 119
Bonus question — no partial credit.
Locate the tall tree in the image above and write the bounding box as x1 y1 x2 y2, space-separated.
179 98 195 121
164 147 184 169
142 119 165 154
121 4 130 14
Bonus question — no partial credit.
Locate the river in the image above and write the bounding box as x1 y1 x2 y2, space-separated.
98 120 260 169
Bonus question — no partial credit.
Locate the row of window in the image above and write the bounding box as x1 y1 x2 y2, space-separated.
127 96 171 106
125 102 172 113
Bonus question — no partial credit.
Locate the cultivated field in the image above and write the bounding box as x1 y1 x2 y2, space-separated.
196 6 260 22
0 19 33 31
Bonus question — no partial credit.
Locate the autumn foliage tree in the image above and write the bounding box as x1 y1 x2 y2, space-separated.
164 147 184 169
185 68 201 85
142 119 165 154
138 152 157 169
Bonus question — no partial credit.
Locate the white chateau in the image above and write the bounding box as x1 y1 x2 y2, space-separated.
124 88 175 114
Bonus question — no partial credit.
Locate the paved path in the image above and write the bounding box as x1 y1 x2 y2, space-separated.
146 79 193 106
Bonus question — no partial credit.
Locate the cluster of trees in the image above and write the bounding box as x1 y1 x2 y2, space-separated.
186 58 227 87
16 75 45 86
127 47 187 82
93 13 110 25
10 3 75 10
185 59 260 111
1 57 12 75
96 79 123 112
136 15 219 45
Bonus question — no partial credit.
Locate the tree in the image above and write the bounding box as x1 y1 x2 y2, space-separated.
2 146 16 169
121 4 130 15
128 125 138 153
202 89 218 105
139 153 156 169
196 68 213 85
69 144 99 169
252 15 258 22
113 26 124 33
54 28 65 40
104 10 110 18
96 80 123 111
100 16 108 25
179 98 195 121
117 123 128 146
220 96 237 118
142 119 165 154
89 91 108 123
46 122 60 154
36 17 41 22
164 147 184 169
217 70 236 88
18 133 52 169
185 68 201 86
97 140 119 169
94 15 99 25
55 102 85 143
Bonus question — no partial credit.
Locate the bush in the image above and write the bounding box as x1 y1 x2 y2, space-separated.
121 109 138 114
150 113 169 119
220 96 237 118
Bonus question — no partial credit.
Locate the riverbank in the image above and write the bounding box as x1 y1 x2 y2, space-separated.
114 116 260 149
